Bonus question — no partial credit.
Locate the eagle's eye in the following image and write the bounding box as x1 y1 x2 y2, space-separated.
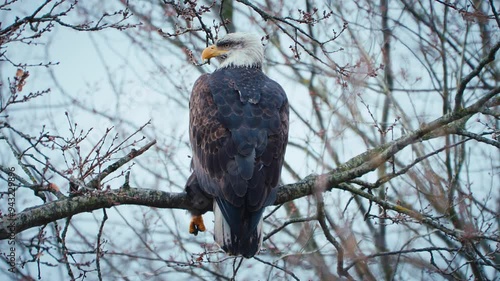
217 39 237 49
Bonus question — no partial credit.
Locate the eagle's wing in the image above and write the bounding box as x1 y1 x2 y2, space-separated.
189 73 231 194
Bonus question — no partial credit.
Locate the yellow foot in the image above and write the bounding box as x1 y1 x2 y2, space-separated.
189 215 206 236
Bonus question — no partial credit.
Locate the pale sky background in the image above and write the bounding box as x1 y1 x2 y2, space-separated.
0 1 498 280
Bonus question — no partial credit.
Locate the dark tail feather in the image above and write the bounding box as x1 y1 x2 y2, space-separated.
213 201 263 258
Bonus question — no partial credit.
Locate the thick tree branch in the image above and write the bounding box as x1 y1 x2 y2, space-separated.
0 188 190 240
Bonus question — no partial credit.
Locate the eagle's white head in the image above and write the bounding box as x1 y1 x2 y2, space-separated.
201 32 264 68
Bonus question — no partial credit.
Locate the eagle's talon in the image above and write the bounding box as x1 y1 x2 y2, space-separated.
189 215 206 236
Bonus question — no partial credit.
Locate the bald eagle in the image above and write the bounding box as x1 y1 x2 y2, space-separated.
186 32 289 258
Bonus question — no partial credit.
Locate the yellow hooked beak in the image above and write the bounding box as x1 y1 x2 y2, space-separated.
201 45 229 61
